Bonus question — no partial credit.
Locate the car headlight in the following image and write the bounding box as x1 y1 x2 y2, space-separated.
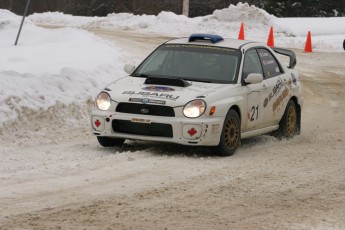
96 92 111 111
183 100 206 118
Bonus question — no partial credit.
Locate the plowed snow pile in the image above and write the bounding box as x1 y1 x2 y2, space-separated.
0 10 127 127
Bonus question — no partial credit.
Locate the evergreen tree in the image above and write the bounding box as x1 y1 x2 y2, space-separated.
265 0 344 17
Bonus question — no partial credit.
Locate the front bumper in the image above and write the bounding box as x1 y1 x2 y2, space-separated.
90 109 224 146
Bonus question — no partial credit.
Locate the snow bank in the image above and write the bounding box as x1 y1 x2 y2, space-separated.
30 11 201 37
0 10 124 127
28 11 96 27
1 27 119 74
28 3 345 52
96 11 200 36
213 2 275 24
273 17 345 36
0 9 32 30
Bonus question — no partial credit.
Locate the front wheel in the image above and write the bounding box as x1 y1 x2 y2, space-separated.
276 100 298 138
213 109 241 156
97 136 125 147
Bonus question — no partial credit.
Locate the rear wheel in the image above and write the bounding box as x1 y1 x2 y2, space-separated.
213 109 241 156
97 136 125 147
276 100 298 138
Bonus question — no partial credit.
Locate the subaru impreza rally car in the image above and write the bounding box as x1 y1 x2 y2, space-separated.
91 34 302 156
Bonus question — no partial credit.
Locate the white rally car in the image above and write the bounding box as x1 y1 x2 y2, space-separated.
91 34 302 156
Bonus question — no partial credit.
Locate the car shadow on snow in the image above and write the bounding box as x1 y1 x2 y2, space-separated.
94 140 212 158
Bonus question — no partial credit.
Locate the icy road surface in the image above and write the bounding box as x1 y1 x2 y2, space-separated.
1 29 345 229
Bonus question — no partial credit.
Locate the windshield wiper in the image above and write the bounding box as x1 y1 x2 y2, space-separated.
189 79 212 83
164 76 211 83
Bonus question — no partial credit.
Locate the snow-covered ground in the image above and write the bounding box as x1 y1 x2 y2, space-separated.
1 3 345 126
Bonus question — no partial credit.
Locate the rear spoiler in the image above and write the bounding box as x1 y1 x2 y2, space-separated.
272 48 297 69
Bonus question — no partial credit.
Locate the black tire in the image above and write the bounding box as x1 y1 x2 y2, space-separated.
213 109 241 156
276 100 298 138
97 136 125 147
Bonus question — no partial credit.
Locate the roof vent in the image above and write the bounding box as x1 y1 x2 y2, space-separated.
188 33 224 44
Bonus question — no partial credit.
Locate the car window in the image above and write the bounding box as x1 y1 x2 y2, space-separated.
133 44 241 84
257 49 283 78
140 50 170 73
200 53 238 81
242 49 263 79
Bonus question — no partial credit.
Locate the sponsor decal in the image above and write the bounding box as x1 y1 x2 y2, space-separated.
187 128 198 137
165 44 236 53
263 98 268 108
287 79 293 89
131 118 151 124
262 59 275 66
268 78 284 101
142 86 175 92
263 78 284 107
129 98 166 105
272 87 289 112
291 73 297 85
259 51 269 58
124 91 179 101
212 124 220 133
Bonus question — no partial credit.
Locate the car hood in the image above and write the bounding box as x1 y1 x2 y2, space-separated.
105 76 236 107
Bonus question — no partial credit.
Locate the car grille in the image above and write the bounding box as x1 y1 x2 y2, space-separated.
116 103 175 117
112 120 173 138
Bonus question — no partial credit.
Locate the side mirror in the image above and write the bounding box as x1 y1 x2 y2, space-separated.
124 64 136 74
245 73 264 84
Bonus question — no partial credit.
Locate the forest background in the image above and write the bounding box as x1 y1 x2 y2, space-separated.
1 0 344 18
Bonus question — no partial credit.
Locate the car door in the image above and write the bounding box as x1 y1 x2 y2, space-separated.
242 49 269 131
256 48 288 126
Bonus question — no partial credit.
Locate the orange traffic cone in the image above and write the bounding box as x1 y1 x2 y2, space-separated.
304 31 312 52
267 26 274 47
238 22 245 40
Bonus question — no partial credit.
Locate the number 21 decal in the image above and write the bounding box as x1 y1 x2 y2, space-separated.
250 105 259 121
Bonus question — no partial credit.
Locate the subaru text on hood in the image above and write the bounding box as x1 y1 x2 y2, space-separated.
90 34 303 156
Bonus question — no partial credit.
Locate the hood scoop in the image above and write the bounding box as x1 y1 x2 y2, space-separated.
144 77 191 87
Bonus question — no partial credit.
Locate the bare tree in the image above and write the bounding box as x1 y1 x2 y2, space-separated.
8 0 14 10
182 0 189 16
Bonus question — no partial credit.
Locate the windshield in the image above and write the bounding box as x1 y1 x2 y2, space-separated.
133 44 241 84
